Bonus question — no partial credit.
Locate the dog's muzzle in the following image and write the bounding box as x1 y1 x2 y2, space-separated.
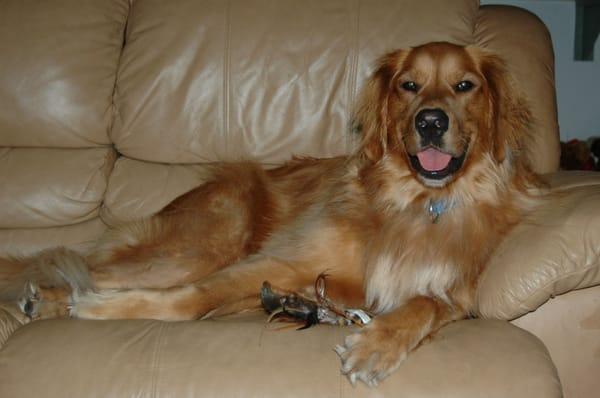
410 108 466 181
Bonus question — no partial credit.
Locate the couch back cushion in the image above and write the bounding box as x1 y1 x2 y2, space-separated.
0 0 128 147
0 0 128 255
112 0 480 164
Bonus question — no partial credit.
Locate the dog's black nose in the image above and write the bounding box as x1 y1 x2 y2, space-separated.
415 108 449 142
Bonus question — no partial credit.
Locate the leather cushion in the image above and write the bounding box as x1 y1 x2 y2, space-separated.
0 148 115 229
478 172 600 319
0 317 561 398
101 157 212 225
0 218 107 257
513 285 600 398
111 0 478 163
0 0 129 147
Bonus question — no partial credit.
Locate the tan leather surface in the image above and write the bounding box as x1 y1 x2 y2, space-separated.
0 305 26 350
101 157 213 225
0 218 107 257
0 318 561 398
513 286 600 398
111 0 477 163
0 148 116 228
545 170 600 189
475 5 560 174
0 0 128 147
478 172 600 320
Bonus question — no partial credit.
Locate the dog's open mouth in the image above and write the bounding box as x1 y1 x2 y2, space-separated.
409 147 466 180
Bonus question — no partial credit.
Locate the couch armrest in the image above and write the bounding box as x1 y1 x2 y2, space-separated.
0 304 27 349
475 5 560 174
478 171 600 320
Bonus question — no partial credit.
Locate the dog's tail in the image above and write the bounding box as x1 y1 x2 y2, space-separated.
0 247 94 302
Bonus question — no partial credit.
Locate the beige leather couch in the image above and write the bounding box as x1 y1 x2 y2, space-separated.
1 1 598 397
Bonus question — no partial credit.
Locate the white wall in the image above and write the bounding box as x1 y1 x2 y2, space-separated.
482 0 600 141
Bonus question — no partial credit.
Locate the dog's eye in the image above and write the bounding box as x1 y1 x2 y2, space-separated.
401 81 419 92
455 80 474 93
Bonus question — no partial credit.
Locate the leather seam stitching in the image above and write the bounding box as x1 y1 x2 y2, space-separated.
345 0 361 153
518 261 600 301
222 0 232 157
488 261 600 319
150 322 168 398
108 0 132 146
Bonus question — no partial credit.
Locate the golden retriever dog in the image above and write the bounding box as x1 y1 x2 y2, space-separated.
0 42 542 386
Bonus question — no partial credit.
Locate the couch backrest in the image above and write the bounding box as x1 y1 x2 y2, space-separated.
0 0 560 255
112 0 482 163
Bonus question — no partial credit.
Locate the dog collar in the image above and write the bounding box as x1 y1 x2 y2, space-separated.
427 199 454 223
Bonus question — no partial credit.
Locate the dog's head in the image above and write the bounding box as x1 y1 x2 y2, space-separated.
355 42 531 188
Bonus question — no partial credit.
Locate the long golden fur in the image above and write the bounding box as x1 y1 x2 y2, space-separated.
0 42 542 386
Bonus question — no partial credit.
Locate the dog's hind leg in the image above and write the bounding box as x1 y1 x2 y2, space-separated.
67 248 364 321
65 254 319 320
68 284 205 321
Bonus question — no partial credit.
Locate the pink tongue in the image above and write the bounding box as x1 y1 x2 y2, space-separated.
416 148 452 171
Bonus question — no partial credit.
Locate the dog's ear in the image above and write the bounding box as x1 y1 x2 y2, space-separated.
474 49 533 164
353 50 406 162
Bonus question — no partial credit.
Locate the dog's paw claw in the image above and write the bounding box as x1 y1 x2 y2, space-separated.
23 299 34 317
18 282 40 319
336 326 410 388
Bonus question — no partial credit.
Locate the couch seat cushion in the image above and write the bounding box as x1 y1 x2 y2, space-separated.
0 316 561 398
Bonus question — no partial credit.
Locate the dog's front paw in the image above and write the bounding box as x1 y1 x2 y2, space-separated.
334 322 413 387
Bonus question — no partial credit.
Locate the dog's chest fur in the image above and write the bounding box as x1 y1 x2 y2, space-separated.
363 204 475 313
